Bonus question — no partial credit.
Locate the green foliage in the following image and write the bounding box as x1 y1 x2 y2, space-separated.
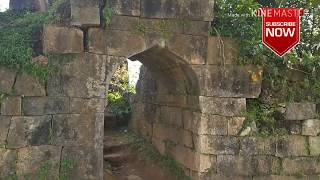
37 161 51 180
0 0 65 83
135 23 148 35
243 99 288 137
213 0 320 103
214 0 320 135
103 4 113 28
125 131 191 180
0 92 7 103
108 62 135 119
59 159 75 180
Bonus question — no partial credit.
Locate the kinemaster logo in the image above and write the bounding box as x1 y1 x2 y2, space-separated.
257 8 304 57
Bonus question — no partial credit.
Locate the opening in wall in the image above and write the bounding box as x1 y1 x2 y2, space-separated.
0 0 10 12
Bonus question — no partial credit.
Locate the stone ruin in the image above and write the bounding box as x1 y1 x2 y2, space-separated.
0 0 319 179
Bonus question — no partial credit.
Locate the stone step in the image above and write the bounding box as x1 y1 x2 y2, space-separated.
104 143 130 154
104 152 133 167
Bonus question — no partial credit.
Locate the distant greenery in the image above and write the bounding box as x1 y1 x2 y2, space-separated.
107 62 136 119
0 0 64 83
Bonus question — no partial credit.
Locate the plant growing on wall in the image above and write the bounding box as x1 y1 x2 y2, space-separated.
0 0 65 83
213 0 320 135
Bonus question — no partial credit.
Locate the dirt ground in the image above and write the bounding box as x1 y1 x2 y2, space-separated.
104 130 177 180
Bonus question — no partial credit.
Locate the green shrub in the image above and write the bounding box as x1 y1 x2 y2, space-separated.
212 0 320 103
107 62 136 119
0 0 65 83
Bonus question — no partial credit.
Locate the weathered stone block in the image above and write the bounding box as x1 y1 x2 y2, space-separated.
61 146 103 180
203 65 263 98
168 145 216 172
255 156 281 175
51 114 99 146
282 157 320 175
228 117 245 135
22 97 70 115
43 25 84 54
184 21 209 36
199 96 246 117
14 73 45 96
207 37 237 65
274 136 308 157
0 96 21 115
7 116 51 148
153 123 193 148
309 137 320 156
87 28 108 54
160 106 183 127
70 0 100 26
302 119 320 136
196 135 239 155
240 137 274 155
47 53 106 98
109 16 140 31
155 94 187 107
70 98 105 114
16 145 61 179
167 34 207 64
0 67 15 93
0 149 17 178
108 0 140 16
139 18 184 34
197 114 228 135
88 29 146 56
217 155 254 176
0 116 11 145
182 110 199 131
285 103 316 120
140 0 213 20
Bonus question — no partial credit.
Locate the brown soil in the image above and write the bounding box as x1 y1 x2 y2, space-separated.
104 130 177 180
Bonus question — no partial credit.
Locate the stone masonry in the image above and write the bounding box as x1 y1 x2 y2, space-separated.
1 0 319 179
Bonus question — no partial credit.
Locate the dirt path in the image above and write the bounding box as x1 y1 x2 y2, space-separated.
104 129 177 180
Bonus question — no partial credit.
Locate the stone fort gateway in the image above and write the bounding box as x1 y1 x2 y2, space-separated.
0 0 319 179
